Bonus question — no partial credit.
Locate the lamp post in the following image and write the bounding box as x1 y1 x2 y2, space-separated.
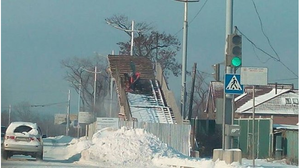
175 0 199 120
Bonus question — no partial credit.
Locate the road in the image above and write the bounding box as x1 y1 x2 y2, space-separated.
1 139 97 168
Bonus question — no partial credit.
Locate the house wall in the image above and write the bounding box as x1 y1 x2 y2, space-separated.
199 104 216 120
284 130 298 165
235 114 298 125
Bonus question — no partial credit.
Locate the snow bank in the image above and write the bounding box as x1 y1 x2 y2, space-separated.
43 130 298 168
77 127 237 168
46 128 298 168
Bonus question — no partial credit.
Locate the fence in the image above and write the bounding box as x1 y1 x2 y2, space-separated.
155 63 182 124
284 129 298 165
233 118 273 159
89 119 191 156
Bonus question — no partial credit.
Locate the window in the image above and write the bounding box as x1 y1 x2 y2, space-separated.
14 126 32 133
285 98 292 104
283 97 298 105
292 98 298 105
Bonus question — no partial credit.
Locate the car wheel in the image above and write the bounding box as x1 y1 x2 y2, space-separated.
36 152 43 161
2 150 8 160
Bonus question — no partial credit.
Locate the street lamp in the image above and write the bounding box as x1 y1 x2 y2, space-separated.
175 0 199 120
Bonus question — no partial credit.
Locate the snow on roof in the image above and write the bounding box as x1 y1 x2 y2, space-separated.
236 88 291 113
273 124 299 130
235 92 248 102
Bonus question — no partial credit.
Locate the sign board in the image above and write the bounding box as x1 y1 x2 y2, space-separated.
54 114 67 125
241 67 268 86
225 124 240 137
54 114 78 125
78 112 94 124
96 118 119 130
225 74 244 94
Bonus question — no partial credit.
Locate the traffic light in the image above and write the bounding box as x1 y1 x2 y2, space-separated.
226 33 242 68
212 63 220 81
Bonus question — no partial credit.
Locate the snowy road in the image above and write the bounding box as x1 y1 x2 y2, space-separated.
1 139 98 168
1 128 298 168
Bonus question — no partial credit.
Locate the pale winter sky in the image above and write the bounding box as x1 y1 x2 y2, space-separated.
1 0 298 116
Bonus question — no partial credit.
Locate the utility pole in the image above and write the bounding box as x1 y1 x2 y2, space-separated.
106 20 141 56
8 105 11 125
188 63 197 121
93 66 97 114
66 90 71 136
130 20 134 56
77 81 81 138
80 66 102 120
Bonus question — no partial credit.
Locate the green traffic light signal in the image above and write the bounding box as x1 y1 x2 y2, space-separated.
231 56 241 67
226 33 242 68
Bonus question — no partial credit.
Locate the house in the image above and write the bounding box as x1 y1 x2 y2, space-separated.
203 82 298 125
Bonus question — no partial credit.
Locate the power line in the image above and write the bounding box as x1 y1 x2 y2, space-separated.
249 0 297 78
251 0 280 61
30 101 68 107
236 27 298 78
174 0 209 36
189 0 209 26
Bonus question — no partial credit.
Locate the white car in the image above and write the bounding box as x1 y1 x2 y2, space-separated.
2 122 45 160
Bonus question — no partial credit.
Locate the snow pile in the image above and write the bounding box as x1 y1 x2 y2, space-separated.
64 137 92 160
41 129 298 168
77 127 236 168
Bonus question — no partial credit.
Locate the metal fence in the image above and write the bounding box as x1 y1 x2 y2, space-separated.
89 119 191 156
233 118 273 159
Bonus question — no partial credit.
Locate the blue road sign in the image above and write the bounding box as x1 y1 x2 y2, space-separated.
225 74 244 94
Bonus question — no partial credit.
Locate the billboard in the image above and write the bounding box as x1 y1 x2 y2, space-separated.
78 112 94 124
54 114 78 125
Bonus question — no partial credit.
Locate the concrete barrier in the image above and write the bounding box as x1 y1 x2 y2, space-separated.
213 149 242 164
223 149 234 164
213 149 223 161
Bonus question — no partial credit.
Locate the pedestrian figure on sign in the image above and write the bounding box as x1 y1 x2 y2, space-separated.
230 78 237 89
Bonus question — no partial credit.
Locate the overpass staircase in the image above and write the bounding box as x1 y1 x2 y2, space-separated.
108 55 179 124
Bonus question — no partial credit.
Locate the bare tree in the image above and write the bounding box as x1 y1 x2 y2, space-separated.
106 15 181 78
61 55 110 117
13 102 40 122
188 71 209 118
1 110 9 126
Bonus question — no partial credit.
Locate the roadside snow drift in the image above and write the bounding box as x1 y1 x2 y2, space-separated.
76 127 232 168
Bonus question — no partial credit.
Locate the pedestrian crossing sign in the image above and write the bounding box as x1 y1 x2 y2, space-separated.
225 74 244 94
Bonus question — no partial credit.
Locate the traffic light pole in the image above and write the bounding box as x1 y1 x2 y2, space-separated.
223 0 234 150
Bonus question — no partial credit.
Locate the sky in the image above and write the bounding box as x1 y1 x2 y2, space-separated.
2 126 298 167
1 0 298 116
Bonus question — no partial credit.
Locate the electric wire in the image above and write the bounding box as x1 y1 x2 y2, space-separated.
236 27 298 78
30 101 68 107
174 0 209 36
251 0 280 61
249 0 297 77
